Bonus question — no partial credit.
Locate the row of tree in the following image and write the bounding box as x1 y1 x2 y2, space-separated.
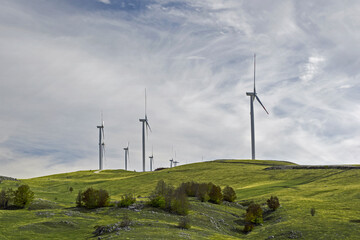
0 185 34 209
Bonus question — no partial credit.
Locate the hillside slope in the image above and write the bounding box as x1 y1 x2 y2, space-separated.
1 160 360 239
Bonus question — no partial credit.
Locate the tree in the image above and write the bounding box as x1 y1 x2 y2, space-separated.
209 184 223 204
13 185 34 208
245 203 263 224
222 186 237 202
267 196 280 211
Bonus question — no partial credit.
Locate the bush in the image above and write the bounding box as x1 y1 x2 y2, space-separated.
311 208 316 216
77 188 110 209
76 190 83 207
209 184 223 204
196 183 210 202
171 187 189 215
149 180 189 215
245 203 263 224
0 188 13 209
148 195 166 208
97 189 110 207
222 186 236 202
118 193 136 208
243 223 254 233
178 216 191 229
69 187 73 193
267 196 280 211
13 185 34 208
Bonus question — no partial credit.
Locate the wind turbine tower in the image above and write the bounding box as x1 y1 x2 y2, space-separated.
149 146 154 171
139 89 152 172
246 54 269 160
173 161 179 167
123 142 129 170
97 120 105 170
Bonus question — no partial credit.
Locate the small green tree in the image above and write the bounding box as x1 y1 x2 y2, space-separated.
76 190 83 207
69 187 73 193
209 184 223 204
171 187 189 215
13 185 34 208
222 186 237 202
267 196 280 211
82 188 98 209
97 189 110 207
245 203 263 224
196 183 210 202
0 189 12 209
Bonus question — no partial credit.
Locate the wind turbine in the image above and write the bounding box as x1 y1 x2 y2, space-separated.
169 158 173 168
246 54 269 160
123 142 129 171
173 160 179 167
96 119 105 170
139 89 152 172
149 146 154 171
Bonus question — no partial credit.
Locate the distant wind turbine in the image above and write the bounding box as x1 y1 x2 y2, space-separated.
96 118 105 170
169 158 173 168
173 160 179 167
123 142 129 171
246 54 269 160
149 146 154 171
139 89 152 172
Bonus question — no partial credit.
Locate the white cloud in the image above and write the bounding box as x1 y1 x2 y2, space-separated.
97 0 111 4
0 0 359 178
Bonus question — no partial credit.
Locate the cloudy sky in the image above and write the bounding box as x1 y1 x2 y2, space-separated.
1 0 359 178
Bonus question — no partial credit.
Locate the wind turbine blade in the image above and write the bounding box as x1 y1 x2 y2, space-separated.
145 88 147 117
255 95 269 114
146 121 152 133
253 53 256 93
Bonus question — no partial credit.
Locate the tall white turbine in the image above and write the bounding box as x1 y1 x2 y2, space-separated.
123 142 129 171
173 161 179 167
139 89 152 172
246 54 269 160
97 120 105 170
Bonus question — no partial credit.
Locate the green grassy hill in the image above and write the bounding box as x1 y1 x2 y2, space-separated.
1 159 360 239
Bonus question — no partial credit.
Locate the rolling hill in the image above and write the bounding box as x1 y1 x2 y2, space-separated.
1 159 360 239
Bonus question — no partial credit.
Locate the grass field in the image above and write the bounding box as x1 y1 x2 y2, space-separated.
1 159 360 239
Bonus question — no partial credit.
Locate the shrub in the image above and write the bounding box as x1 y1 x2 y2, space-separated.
148 195 166 208
77 188 110 209
196 183 210 202
171 187 189 215
76 190 83 207
243 223 254 233
209 184 223 204
222 186 236 202
97 189 110 207
118 193 136 208
267 196 280 211
69 187 73 193
178 216 191 229
245 203 263 224
13 185 34 208
311 208 316 216
0 188 13 209
82 188 98 209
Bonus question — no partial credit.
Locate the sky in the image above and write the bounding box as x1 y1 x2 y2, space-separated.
0 0 359 179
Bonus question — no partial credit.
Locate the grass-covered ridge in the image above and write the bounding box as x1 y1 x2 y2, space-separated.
1 159 360 239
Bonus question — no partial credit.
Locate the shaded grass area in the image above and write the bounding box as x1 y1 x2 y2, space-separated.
1 159 360 239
